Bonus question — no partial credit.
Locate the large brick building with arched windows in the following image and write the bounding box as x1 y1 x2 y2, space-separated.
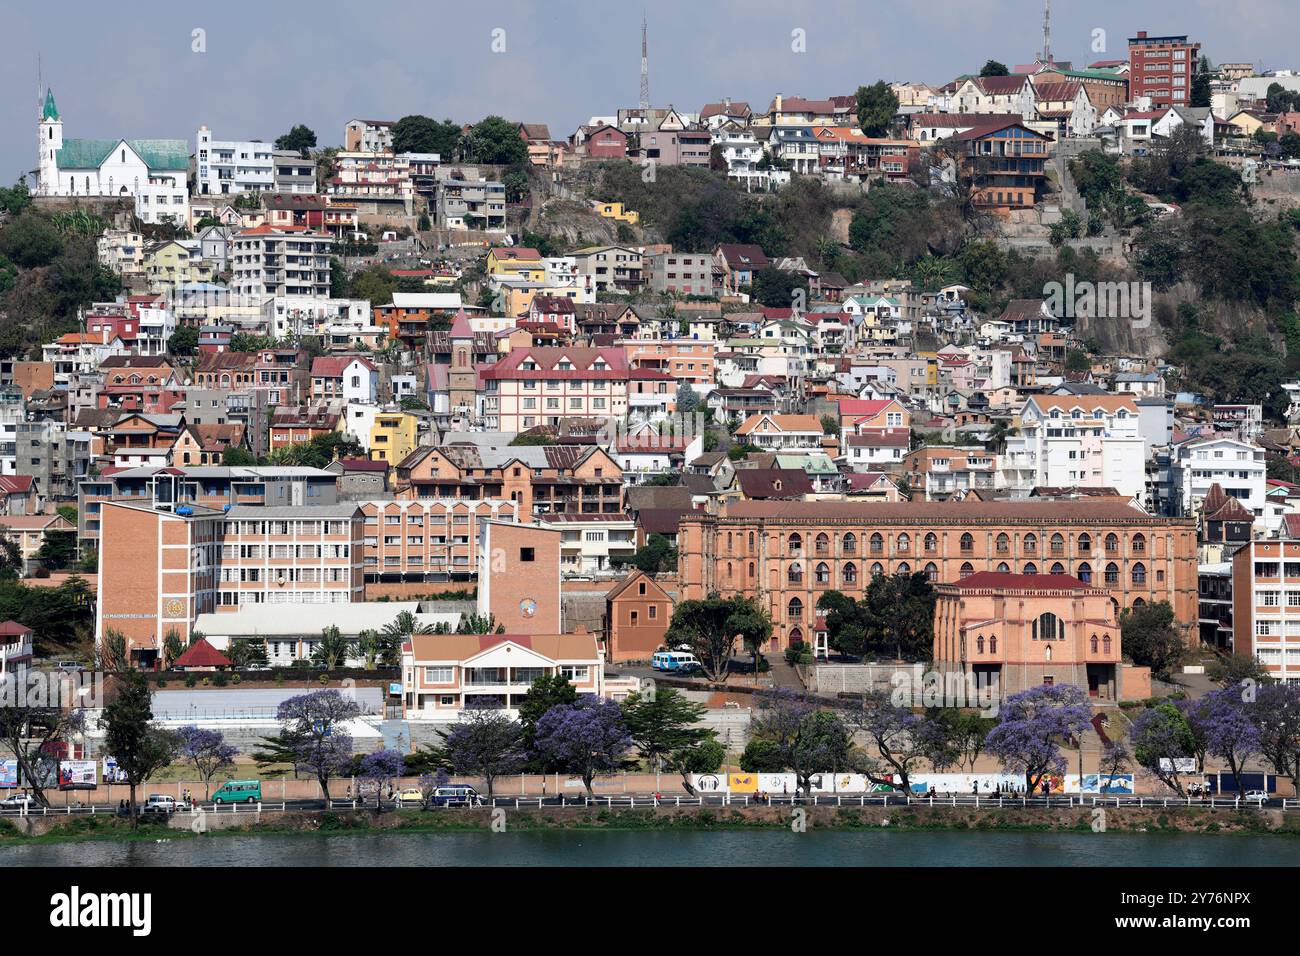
677 499 1197 653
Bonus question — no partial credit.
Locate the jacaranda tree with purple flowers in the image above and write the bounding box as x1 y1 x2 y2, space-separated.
176 726 238 799
253 689 360 801
1130 702 1197 796
985 684 1092 794
1250 682 1300 785
1184 686 1261 797
532 695 632 797
358 748 406 812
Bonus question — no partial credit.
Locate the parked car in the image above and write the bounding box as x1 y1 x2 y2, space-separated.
0 794 39 810
142 794 177 814
395 787 425 808
1243 790 1269 804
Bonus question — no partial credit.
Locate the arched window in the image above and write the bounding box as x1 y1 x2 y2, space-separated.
749 532 755 549
896 533 911 552
1077 533 1092 553
924 533 937 552
1023 562 1037 575
1090 634 1099 653
1132 533 1146 554
1132 562 1146 585
989 636 997 653
1077 562 1092 584
976 636 985 653
843 533 857 554
1050 562 1065 575
1033 611 1063 641
815 562 830 585
996 562 1010 572
995 533 1010 554
924 562 938 582
726 562 733 581
787 597 803 621
842 562 857 584
727 532 733 552
1050 533 1064 555
815 533 829 555
871 562 884 577
1133 597 1146 608
1104 562 1119 585
897 562 910 574
870 533 884 554
1105 533 1118 553
748 562 755 579
960 562 974 578
1103 635 1112 653
788 533 803 554
788 627 803 647
787 562 803 584
1023 533 1037 554
959 533 974 553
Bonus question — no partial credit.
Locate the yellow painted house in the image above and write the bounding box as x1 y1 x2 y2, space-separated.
144 240 216 288
369 410 419 480
594 202 640 225
486 247 545 283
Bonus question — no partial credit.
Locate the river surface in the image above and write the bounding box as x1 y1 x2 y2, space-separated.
3 830 1298 866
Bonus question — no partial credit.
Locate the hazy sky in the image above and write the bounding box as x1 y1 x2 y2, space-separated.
1 0 1292 184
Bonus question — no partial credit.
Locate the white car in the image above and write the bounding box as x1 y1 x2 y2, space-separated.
143 794 177 813
1243 790 1268 804
0 794 39 810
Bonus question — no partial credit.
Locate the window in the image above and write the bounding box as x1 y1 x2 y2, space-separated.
520 547 535 562
1033 612 1063 641
815 533 829 555
424 667 453 683
787 562 803 584
995 533 1009 554
1077 562 1092 584
924 533 937 553
1132 563 1146 585
1104 562 1119 585
959 533 974 553
896 533 910 552
843 533 857 553
1132 534 1146 554
787 597 803 621
815 562 830 585
1077 533 1092 553
924 562 938 582
1105 533 1119 553
1023 533 1037 554
843 562 857 584
788 533 802 554
870 533 884 554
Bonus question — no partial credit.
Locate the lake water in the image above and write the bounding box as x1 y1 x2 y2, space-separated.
4 829 1298 866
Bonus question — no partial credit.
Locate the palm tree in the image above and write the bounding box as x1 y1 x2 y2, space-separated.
312 625 351 669
383 611 435 640
455 613 504 635
357 629 390 669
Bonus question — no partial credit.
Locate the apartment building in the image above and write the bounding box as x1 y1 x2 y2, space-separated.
193 348 309 408
1003 395 1145 501
571 246 645 294
1231 539 1300 684
215 504 364 610
360 498 519 583
433 170 507 230
902 446 1001 500
1128 31 1200 108
645 251 716 296
480 347 629 432
230 224 332 299
1172 437 1267 522
194 127 274 195
933 572 1124 699
537 513 637 576
396 442 624 518
677 499 1198 652
624 341 717 386
344 119 395 153
78 465 338 549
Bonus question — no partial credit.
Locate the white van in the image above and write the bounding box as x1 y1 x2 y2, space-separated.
651 651 701 673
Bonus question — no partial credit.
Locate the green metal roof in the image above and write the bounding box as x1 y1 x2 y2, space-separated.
42 89 59 121
55 137 188 172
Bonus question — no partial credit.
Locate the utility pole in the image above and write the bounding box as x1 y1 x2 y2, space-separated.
1041 0 1052 66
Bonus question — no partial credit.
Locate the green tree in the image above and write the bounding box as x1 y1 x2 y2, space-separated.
979 60 1010 77
0 210 64 268
311 625 351 669
391 115 461 158
665 594 772 683
34 529 76 571
274 124 317 157
854 81 900 137
517 672 579 762
464 116 528 166
168 325 198 356
622 687 715 790
99 670 181 828
750 267 809 308
1120 602 1186 680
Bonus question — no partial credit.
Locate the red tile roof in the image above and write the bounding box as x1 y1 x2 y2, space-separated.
172 638 232 669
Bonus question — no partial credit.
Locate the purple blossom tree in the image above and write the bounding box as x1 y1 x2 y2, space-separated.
984 684 1093 794
532 695 632 797
1184 686 1261 797
846 690 948 794
1251 682 1300 784
253 689 360 801
176 726 238 799
1130 703 1196 796
437 709 525 798
358 748 406 812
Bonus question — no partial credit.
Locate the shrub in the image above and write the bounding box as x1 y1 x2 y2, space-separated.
184 674 198 688
212 672 228 687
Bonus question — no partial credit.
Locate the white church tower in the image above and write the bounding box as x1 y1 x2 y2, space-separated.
38 88 62 195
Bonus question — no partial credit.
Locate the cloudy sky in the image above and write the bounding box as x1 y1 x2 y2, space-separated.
0 0 1290 183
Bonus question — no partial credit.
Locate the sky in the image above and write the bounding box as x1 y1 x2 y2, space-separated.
0 0 1293 185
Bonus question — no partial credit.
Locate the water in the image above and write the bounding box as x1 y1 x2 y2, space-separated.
3 829 1297 867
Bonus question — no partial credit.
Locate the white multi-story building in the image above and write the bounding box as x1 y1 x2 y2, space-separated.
195 127 275 195
231 225 333 299
36 89 188 225
1172 436 1267 522
538 515 638 576
1003 395 1146 501
263 295 379 347
480 347 629 432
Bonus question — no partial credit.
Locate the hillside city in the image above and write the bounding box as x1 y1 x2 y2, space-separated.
4 14 1300 827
